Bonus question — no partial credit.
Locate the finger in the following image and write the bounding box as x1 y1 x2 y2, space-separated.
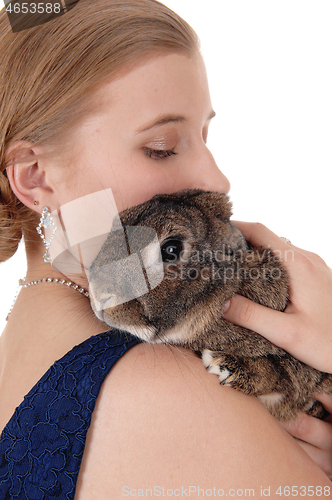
230 222 332 312
231 221 289 249
222 294 296 348
231 221 327 269
280 413 332 451
222 294 332 371
291 438 332 478
313 393 332 415
230 221 300 271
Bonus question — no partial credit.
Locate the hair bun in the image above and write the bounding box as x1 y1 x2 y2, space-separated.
0 169 23 263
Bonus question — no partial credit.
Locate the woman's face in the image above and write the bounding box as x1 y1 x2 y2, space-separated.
52 51 230 213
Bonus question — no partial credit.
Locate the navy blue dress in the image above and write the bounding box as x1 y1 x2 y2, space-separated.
0 330 141 499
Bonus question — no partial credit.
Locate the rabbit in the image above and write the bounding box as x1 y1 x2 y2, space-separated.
88 188 332 421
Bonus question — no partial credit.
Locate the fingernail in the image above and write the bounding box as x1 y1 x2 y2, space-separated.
221 299 231 316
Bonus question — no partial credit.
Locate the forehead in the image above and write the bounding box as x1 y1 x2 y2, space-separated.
89 52 212 127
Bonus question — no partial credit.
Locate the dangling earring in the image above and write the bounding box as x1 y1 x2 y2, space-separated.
36 207 57 263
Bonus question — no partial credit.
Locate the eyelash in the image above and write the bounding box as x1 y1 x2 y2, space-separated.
143 147 178 160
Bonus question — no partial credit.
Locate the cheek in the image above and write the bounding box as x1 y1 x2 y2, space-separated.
116 171 165 210
109 155 171 211
74 145 180 212
123 164 196 209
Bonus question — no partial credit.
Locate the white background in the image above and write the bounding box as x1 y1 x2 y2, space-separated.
1 0 331 332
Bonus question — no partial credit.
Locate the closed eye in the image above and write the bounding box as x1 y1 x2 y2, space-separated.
143 147 178 160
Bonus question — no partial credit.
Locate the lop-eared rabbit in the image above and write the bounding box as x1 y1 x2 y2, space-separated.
89 189 332 421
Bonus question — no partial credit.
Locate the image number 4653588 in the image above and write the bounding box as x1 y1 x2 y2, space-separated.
2 0 82 32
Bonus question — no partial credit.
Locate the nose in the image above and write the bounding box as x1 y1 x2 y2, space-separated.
182 143 231 195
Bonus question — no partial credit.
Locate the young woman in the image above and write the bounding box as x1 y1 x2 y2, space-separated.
0 1 331 497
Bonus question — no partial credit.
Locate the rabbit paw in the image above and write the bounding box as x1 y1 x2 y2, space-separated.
201 349 254 393
202 349 236 386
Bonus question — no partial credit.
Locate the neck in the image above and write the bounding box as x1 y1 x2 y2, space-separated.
1 243 106 367
24 240 90 290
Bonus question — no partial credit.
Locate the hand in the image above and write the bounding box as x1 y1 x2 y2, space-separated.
222 221 332 373
279 393 332 478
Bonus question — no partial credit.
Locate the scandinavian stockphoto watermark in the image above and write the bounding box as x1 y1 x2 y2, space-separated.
162 245 295 284
165 261 284 283
1 0 81 32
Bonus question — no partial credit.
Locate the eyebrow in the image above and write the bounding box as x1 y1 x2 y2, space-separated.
136 110 216 134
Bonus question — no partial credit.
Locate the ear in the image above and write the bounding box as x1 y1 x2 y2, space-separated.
5 141 54 213
204 192 233 220
184 189 233 220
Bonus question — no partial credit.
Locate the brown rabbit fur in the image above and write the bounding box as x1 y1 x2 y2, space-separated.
89 189 332 421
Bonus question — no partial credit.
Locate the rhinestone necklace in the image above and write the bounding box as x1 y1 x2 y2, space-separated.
6 277 90 321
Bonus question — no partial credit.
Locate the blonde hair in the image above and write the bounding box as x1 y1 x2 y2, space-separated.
0 0 199 262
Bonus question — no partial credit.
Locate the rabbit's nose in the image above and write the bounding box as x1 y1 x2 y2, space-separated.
88 281 115 313
94 296 114 312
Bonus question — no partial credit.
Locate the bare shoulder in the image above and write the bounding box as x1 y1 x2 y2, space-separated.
75 343 331 499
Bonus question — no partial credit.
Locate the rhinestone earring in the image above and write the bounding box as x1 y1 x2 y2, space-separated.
36 207 57 263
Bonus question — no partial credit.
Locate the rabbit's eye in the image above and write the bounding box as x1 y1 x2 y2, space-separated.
161 239 183 262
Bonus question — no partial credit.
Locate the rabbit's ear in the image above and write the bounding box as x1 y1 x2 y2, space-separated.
119 197 158 226
119 189 232 226
186 190 233 221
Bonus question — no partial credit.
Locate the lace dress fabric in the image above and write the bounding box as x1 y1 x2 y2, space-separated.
0 330 141 499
